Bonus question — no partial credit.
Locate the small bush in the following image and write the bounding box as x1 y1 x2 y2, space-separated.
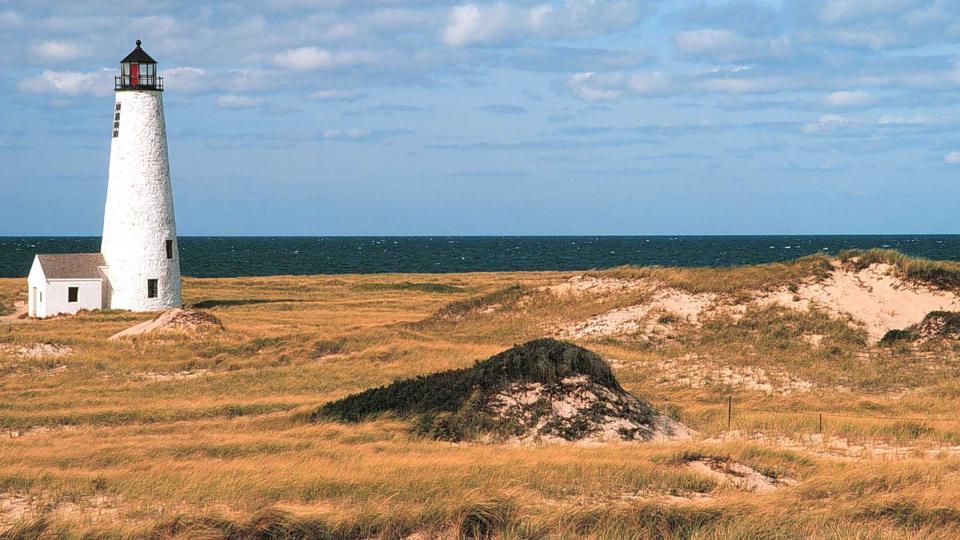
312 338 347 358
429 285 525 320
353 282 465 293
880 329 912 346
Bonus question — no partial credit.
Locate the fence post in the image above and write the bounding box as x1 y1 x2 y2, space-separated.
818 413 823 434
663 400 669 441
727 395 732 431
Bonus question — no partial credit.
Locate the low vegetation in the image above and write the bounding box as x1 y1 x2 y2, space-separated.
314 338 656 441
840 248 960 289
3 253 960 537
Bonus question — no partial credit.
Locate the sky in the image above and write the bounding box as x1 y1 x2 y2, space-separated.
1 0 959 236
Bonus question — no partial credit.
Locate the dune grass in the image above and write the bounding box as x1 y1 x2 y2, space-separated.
3 254 960 537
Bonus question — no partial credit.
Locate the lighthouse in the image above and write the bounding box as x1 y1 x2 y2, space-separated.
27 41 182 318
100 40 181 311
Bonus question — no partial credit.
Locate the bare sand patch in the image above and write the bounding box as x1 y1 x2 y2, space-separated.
488 375 695 444
0 302 27 323
650 355 813 396
555 264 960 343
758 263 960 341
687 458 797 493
0 491 120 529
135 369 209 382
558 287 720 339
711 430 960 460
545 275 648 297
0 343 73 359
109 309 222 340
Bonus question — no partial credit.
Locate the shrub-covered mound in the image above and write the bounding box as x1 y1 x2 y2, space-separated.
311 338 680 443
881 311 960 345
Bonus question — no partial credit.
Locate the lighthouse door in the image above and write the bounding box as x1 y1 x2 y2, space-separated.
130 63 139 86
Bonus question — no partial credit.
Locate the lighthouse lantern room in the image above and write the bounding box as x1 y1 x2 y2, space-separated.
116 40 163 91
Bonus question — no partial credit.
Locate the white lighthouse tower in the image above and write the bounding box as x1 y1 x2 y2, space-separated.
100 40 181 311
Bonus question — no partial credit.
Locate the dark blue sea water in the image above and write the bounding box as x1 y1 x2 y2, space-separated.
2 236 960 278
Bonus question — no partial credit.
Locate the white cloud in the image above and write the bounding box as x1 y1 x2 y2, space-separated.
443 4 511 46
698 77 794 94
217 95 265 109
626 72 672 95
0 10 24 27
945 152 960 164
442 1 646 47
308 89 367 101
819 0 918 24
274 46 373 70
162 67 209 93
321 128 371 140
675 29 746 55
17 69 113 97
823 90 875 107
31 40 82 62
674 29 791 62
564 72 624 101
802 113 848 134
564 70 672 101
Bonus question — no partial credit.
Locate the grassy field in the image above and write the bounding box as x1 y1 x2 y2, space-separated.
4 253 960 538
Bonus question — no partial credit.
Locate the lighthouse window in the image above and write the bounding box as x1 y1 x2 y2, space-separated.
68 287 78 303
113 130 119 138
165 240 173 259
115 103 121 111
114 113 120 121
147 279 158 299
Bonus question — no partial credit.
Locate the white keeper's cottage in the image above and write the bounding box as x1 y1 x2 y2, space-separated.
28 41 182 318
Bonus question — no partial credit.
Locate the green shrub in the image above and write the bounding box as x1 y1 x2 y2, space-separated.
353 282 465 293
311 339 653 441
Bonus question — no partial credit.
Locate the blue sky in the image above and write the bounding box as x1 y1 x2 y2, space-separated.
1 0 959 235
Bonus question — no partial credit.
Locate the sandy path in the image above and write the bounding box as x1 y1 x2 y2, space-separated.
0 302 27 323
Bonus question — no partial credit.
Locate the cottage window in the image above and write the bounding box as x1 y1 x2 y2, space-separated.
68 287 78 303
147 279 158 298
165 240 173 260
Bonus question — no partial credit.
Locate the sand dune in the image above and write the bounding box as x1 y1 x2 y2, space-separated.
556 262 960 342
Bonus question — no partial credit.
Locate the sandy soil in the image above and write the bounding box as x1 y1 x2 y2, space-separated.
647 355 814 396
0 343 73 359
687 458 797 493
558 286 719 339
0 491 119 529
488 375 694 444
109 308 221 340
758 263 960 341
555 263 960 342
134 369 209 382
0 302 27 323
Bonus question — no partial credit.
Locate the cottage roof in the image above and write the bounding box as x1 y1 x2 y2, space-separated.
36 253 106 280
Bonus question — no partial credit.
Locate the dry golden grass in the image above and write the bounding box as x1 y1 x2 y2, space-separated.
2 257 960 538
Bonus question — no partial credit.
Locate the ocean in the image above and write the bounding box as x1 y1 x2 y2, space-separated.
1 236 959 278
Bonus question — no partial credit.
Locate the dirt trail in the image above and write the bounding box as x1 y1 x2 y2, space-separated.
0 302 27 323
687 458 797 492
109 309 221 340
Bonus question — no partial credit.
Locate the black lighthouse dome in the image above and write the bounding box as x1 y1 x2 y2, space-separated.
116 40 162 91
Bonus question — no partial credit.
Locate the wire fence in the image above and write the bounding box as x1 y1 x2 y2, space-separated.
662 396 960 435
